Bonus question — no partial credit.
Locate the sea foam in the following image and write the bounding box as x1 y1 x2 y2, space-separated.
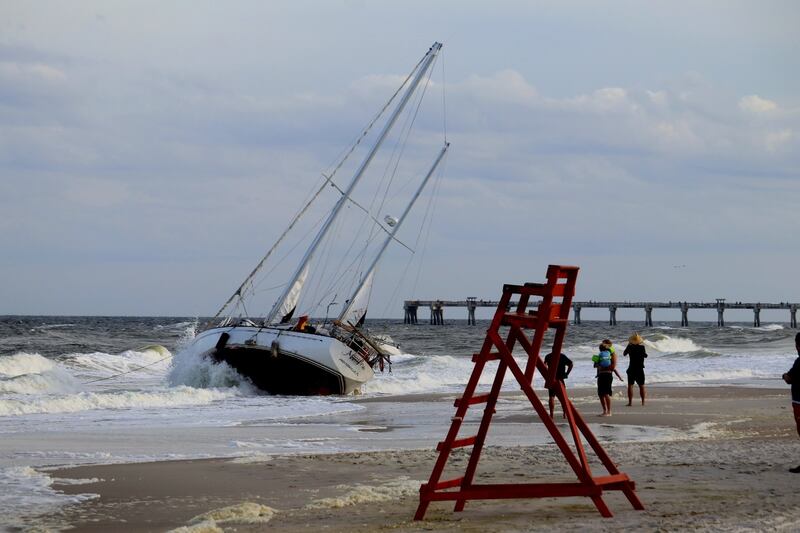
0 466 97 530
168 346 255 393
65 347 172 378
0 353 80 395
305 476 422 509
645 335 704 354
0 353 58 378
0 386 233 417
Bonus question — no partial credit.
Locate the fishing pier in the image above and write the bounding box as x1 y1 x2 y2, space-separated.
403 298 799 328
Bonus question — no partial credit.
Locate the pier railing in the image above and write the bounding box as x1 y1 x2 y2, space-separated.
403 298 798 327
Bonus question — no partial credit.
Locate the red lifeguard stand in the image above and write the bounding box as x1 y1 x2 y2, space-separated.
414 265 643 519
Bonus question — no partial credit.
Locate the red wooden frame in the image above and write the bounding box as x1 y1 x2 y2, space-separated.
414 265 644 520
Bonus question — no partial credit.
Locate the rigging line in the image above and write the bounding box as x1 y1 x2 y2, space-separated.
310 227 385 312
82 355 173 385
243 209 329 318
308 199 379 316
382 245 416 317
322 179 414 253
441 49 447 144
242 207 327 298
320 54 426 188
353 55 439 261
252 281 291 294
212 178 330 320
371 55 438 227
381 149 448 318
371 56 439 256
305 204 343 315
412 162 444 290
349 56 436 283
376 58 435 220
317 230 371 311
309 178 385 315
410 150 448 297
367 72 422 219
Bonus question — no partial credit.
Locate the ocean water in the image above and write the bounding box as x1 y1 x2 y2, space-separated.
0 315 797 528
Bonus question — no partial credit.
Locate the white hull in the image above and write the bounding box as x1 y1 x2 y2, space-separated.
187 326 374 395
372 335 403 357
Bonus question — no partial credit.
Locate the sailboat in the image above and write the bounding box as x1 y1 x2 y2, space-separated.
181 43 447 395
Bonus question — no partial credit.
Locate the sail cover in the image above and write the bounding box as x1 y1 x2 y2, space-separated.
340 270 374 326
277 264 309 323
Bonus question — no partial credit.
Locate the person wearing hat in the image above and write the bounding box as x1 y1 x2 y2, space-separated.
623 333 648 406
782 332 800 473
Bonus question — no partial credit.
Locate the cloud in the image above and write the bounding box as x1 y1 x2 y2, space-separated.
0 61 67 83
764 128 792 152
1 5 798 314
460 69 539 106
738 94 778 113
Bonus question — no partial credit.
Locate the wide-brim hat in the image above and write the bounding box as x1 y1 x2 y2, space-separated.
629 333 643 345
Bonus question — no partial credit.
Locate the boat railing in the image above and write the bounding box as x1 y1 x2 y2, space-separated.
329 322 380 365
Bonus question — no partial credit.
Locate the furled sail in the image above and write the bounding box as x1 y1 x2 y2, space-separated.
340 270 374 327
277 263 309 323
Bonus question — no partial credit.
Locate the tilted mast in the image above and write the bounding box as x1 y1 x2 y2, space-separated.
266 42 443 324
339 142 449 326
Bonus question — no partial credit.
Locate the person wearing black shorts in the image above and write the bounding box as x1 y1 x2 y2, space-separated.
623 333 648 406
782 332 800 473
596 340 618 416
543 352 573 419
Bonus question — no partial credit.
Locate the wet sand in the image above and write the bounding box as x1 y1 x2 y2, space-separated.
41 386 800 532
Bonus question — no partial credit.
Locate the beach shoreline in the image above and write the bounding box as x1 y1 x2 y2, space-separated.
30 385 798 532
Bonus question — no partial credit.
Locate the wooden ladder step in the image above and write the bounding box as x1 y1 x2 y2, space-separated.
437 435 476 451
454 393 491 407
501 312 540 328
593 474 633 487
426 477 464 491
472 351 503 362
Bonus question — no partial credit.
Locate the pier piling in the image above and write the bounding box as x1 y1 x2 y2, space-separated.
572 303 582 325
466 297 477 326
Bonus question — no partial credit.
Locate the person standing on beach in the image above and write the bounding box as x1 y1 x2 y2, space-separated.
782 332 800 473
623 333 648 406
595 340 618 416
543 351 573 419
600 339 624 381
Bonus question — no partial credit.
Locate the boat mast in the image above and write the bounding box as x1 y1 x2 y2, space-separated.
266 42 443 324
339 142 449 325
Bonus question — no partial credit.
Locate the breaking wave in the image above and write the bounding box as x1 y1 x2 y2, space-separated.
0 353 80 395
0 386 233 417
63 346 172 378
645 335 705 354
168 346 255 393
0 352 60 378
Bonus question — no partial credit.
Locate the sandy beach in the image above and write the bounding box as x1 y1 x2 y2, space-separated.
36 385 799 532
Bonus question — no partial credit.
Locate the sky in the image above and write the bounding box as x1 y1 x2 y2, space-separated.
1 1 799 319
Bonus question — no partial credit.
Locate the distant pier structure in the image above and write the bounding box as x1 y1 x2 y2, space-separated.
403 298 799 328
